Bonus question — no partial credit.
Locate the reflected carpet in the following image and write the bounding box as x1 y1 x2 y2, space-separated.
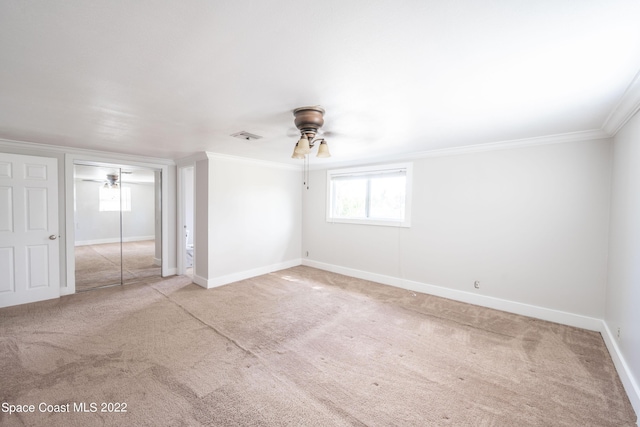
74 240 160 291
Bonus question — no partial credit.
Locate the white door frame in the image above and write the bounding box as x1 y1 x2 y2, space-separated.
0 153 60 307
64 154 170 295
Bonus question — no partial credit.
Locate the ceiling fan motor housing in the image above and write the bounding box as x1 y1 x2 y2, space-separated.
293 106 325 135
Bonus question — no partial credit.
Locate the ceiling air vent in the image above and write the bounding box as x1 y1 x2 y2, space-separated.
231 131 262 141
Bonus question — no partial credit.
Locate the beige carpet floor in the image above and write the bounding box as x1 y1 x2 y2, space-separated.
74 240 161 291
0 266 635 426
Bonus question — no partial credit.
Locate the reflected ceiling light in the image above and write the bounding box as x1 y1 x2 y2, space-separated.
290 106 331 159
104 174 119 188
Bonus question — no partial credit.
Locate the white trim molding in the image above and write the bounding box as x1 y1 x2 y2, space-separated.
603 69 640 136
205 152 301 171
174 151 211 167
326 162 413 228
413 129 611 159
193 259 302 289
302 259 603 331
164 267 178 276
600 321 640 418
307 129 611 171
0 137 174 165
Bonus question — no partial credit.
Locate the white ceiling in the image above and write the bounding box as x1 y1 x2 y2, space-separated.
2 0 640 166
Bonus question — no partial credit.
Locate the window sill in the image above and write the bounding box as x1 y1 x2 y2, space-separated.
326 218 411 228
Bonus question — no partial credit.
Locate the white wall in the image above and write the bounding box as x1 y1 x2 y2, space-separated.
303 139 612 321
74 180 155 244
194 154 302 287
605 110 640 412
194 157 210 281
122 182 156 242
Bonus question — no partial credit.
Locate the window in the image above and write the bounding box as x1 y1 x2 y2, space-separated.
99 186 131 212
327 163 412 227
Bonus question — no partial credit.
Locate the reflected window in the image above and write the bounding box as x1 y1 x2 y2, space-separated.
99 186 131 212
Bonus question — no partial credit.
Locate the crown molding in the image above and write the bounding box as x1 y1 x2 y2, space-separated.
602 69 640 136
309 128 611 170
204 152 300 171
412 128 611 159
174 151 212 167
0 137 175 166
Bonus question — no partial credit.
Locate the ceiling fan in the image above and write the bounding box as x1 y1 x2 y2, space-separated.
104 174 119 188
291 106 331 159
81 172 128 188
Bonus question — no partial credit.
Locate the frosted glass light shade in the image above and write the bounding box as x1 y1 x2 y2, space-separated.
316 141 331 158
291 143 306 159
294 135 311 155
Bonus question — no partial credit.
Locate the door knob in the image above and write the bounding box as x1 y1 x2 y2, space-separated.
49 235 58 240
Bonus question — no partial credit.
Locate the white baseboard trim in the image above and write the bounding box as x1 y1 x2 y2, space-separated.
302 259 603 331
163 267 177 277
75 236 155 246
153 257 162 266
195 259 302 289
192 274 208 289
601 321 640 418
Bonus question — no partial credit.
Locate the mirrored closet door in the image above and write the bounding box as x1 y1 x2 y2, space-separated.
74 164 162 291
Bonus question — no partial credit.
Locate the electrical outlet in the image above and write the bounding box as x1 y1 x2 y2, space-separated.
305 251 309 257
474 281 480 289
617 327 621 339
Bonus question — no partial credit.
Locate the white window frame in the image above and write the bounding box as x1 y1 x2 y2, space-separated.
326 162 412 227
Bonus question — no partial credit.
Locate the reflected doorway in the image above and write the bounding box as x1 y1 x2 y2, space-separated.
179 165 194 278
74 163 162 291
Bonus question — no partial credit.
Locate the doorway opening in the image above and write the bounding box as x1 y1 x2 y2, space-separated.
73 163 162 291
179 166 194 278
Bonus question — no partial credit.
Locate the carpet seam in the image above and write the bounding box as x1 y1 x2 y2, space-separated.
150 286 257 358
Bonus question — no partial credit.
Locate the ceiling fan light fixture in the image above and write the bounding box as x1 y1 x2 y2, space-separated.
295 134 311 155
291 143 306 159
103 173 120 188
291 105 332 160
293 106 325 130
316 140 331 158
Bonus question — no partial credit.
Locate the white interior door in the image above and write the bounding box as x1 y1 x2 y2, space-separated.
0 153 60 308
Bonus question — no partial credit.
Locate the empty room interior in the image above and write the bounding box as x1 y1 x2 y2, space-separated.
1 1 639 426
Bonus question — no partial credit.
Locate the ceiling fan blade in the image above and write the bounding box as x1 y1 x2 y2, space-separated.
286 127 302 138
